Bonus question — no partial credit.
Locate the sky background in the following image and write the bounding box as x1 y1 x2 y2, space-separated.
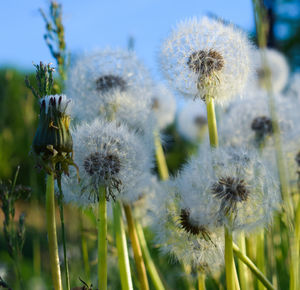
0 0 254 77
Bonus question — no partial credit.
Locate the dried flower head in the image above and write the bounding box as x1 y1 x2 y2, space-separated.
159 17 253 103
61 119 153 205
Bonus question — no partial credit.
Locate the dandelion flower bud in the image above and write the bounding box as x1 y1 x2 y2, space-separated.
159 17 253 103
61 119 153 205
33 94 73 173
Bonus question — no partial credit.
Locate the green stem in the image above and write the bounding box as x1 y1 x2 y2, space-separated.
154 130 169 181
233 243 275 290
113 201 133 290
123 204 149 290
46 174 62 290
225 227 236 290
237 233 250 290
135 221 165 290
197 271 205 290
256 231 266 290
33 236 41 276
98 186 107 290
57 177 70 290
80 209 91 283
206 98 218 147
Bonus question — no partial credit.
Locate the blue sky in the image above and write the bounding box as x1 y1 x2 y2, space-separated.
0 0 254 76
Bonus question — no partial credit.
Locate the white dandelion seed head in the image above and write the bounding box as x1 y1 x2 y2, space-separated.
159 17 253 104
151 83 177 130
286 72 300 100
62 119 153 205
177 145 280 233
66 48 154 131
40 94 71 114
153 184 224 272
177 100 208 143
253 48 289 94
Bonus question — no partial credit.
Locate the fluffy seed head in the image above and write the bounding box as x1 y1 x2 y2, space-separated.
61 119 153 205
159 17 253 103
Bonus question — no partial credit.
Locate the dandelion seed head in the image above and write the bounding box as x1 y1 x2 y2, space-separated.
159 17 253 103
251 116 273 137
253 48 289 94
62 119 153 204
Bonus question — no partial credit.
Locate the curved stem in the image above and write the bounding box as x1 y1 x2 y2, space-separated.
154 130 169 181
135 221 165 290
98 186 107 290
256 231 266 290
46 174 62 290
233 243 275 290
113 201 133 290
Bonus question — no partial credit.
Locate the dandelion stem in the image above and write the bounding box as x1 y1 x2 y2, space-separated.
135 221 165 290
233 243 275 290
237 233 250 290
206 98 218 147
113 201 133 290
197 271 206 290
256 231 266 290
124 203 149 290
98 186 107 290
154 130 169 181
80 209 91 283
57 176 71 290
225 227 236 290
46 173 62 290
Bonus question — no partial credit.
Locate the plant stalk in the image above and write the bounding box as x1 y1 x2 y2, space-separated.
233 243 275 290
113 201 133 290
46 173 62 290
198 271 206 290
98 186 107 290
225 227 236 290
124 203 149 290
154 130 169 181
135 221 165 290
206 98 218 147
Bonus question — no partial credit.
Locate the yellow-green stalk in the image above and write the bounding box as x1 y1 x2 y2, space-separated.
46 174 62 290
135 221 165 290
123 204 149 290
113 201 133 290
154 130 169 181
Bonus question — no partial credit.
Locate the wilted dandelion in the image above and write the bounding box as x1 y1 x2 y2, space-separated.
159 17 253 103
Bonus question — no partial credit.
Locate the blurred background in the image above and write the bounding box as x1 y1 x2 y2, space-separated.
0 0 299 289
